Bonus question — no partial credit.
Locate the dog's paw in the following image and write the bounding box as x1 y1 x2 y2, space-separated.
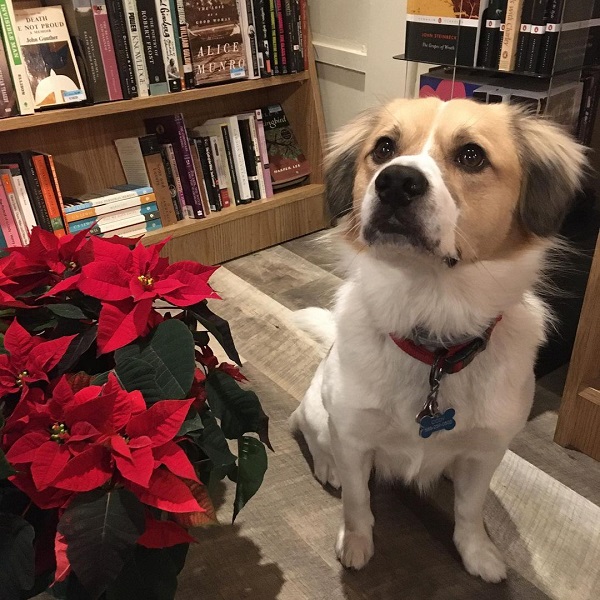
336 526 374 570
454 531 507 583
313 450 341 489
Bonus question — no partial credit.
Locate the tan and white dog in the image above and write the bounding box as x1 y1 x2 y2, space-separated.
290 98 587 582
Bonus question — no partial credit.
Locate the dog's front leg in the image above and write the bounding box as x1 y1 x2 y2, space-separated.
329 419 375 570
452 450 507 583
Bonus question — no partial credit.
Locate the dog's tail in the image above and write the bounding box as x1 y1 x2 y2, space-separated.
292 307 336 348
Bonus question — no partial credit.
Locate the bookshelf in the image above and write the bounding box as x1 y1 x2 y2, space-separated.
0 10 328 265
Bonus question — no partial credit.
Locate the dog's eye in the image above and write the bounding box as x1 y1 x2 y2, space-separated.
372 137 396 163
456 144 487 170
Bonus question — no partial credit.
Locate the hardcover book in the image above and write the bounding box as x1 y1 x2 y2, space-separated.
175 0 195 88
498 0 525 71
91 0 123 99
0 34 17 117
184 0 247 85
261 103 310 189
405 0 488 67
14 5 86 108
0 163 36 235
137 0 169 95
239 0 260 78
122 0 150 96
155 0 182 92
105 0 137 98
477 0 505 68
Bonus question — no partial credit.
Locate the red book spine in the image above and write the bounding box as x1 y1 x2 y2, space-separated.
275 0 287 73
92 1 123 100
0 179 22 246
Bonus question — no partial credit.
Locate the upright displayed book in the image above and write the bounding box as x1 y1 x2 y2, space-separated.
261 103 310 189
477 0 505 69
498 0 525 71
91 0 123 99
184 0 247 85
405 0 488 67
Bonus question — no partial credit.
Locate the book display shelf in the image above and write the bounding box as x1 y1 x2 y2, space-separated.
0 2 327 265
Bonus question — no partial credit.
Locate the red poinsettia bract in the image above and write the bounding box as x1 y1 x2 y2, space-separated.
2 374 202 513
73 238 220 353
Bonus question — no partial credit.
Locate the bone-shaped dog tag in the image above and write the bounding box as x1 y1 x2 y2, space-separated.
418 408 456 439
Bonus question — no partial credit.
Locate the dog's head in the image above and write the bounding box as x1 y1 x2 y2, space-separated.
325 98 588 264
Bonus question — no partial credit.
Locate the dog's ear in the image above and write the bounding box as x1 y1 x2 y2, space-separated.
324 109 380 223
514 111 588 237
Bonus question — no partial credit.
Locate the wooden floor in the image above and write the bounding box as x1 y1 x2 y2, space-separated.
174 233 600 600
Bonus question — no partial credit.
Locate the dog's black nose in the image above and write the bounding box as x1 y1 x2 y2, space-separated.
375 165 429 206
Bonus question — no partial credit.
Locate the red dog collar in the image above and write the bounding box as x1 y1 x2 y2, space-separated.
390 316 502 375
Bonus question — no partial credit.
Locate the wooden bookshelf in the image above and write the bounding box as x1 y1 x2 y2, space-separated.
0 25 327 265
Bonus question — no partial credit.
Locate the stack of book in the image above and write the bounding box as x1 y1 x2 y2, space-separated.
115 104 310 219
0 0 311 119
404 0 599 75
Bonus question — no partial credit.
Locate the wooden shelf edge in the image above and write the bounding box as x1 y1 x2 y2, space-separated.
141 183 325 244
0 72 310 133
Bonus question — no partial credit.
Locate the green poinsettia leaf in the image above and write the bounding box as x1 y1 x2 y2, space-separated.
0 513 35 600
205 370 272 450
177 408 204 437
91 370 111 386
106 543 189 600
47 303 87 320
192 330 210 347
188 409 236 474
188 302 241 366
0 333 6 355
232 436 267 523
53 326 98 377
115 319 195 404
58 489 145 599
0 447 16 480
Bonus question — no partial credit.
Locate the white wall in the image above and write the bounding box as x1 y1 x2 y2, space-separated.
309 0 417 133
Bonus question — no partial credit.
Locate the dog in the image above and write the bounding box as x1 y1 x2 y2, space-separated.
289 97 587 582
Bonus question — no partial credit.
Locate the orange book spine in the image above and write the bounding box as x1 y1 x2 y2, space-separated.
65 193 156 223
45 154 68 235
32 155 66 237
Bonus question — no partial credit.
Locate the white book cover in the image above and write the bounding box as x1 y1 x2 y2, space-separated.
114 137 151 186
0 170 30 244
0 168 37 234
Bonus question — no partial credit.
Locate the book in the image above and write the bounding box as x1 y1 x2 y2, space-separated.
499 0 525 71
194 137 221 211
253 0 271 76
585 1 600 67
168 0 186 89
137 0 169 95
237 116 260 199
524 0 548 72
0 227 5 250
47 0 110 104
282 0 295 73
536 0 561 74
106 217 162 237
31 154 66 237
159 146 183 220
91 0 123 100
0 0 35 115
515 0 535 71
0 152 52 231
155 0 182 92
144 113 205 217
0 180 22 246
69 201 159 232
105 0 137 99
274 0 287 73
64 185 152 212
65 192 155 221
254 108 273 197
267 0 279 74
299 0 308 70
577 68 600 145
0 29 17 117
292 0 304 72
188 140 211 216
122 0 150 97
239 0 260 78
162 142 189 218
184 0 246 85
478 0 505 68
0 171 29 244
208 135 232 207
86 209 161 235
114 135 179 225
239 113 267 198
42 153 68 234
220 123 242 204
261 103 309 189
0 164 36 235
175 0 194 89
405 0 487 67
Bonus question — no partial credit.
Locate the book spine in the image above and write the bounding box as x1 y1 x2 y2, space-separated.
175 0 194 89
282 0 296 73
20 153 52 231
107 217 162 237
44 154 68 235
237 118 260 200
123 0 150 97
208 135 231 208
515 0 533 72
0 181 21 246
499 0 525 71
159 146 183 220
228 116 252 202
9 171 36 234
0 0 34 114
525 6 547 72
168 0 185 89
237 0 259 79
71 202 158 231
253 0 270 76
0 34 16 118
141 151 178 225
155 0 182 92
91 0 123 100
106 0 137 98
189 141 211 216
193 139 215 212
479 15 502 68
293 0 303 72
163 143 190 218
86 210 160 235
137 0 169 95
268 0 280 74
244 115 266 198
274 0 287 74
66 194 154 222
0 173 28 243
299 0 308 71
537 0 562 74
201 136 222 211
31 156 66 237
221 124 242 205
0 226 5 249
254 109 273 197
174 115 205 217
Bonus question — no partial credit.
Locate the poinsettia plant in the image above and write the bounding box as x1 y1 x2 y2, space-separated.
0 228 271 600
